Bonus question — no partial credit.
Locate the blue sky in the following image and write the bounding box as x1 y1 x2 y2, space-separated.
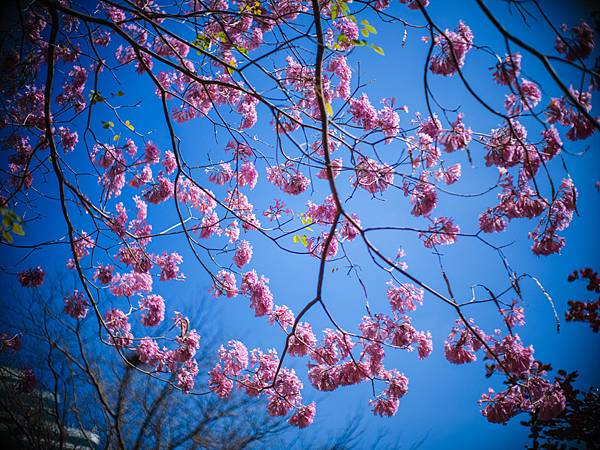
1 1 599 448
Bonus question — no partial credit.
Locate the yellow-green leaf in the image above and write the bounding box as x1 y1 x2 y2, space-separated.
293 235 299 243
370 43 385 55
113 134 120 141
12 222 25 236
325 102 333 117
125 120 134 131
3 231 13 244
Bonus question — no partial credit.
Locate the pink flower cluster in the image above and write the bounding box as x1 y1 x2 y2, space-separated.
348 94 400 142
430 21 473 76
266 163 311 195
353 157 394 194
139 294 165 327
420 216 460 248
18 266 45 288
64 290 89 320
241 270 274 317
555 21 595 61
209 344 315 428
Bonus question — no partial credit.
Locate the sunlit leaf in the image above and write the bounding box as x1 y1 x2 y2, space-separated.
370 43 385 55
12 223 24 236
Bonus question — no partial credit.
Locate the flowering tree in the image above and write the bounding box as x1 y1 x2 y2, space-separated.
1 0 598 434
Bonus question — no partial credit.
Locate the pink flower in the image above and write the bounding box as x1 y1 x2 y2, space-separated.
492 53 522 86
349 94 379 131
353 157 394 194
306 194 338 224
289 403 316 428
340 213 360 241
199 211 221 239
269 305 295 331
555 21 595 61
386 281 424 313
64 290 89 320
405 174 437 217
420 216 460 248
144 141 161 164
492 334 534 376
400 0 429 9
162 150 177 174
18 266 45 288
237 161 258 189
233 240 253 268
416 332 433 359
109 272 153 297
505 79 542 114
479 208 508 233
143 173 173 204
288 322 317 357
444 320 486 364
307 232 339 260
137 338 163 366
440 114 472 152
139 294 165 327
434 163 462 185
333 18 359 51
430 21 473 76
225 220 240 243
529 377 567 420
217 340 249 376
241 270 274 317
212 269 239 298
155 252 184 281
326 55 351 99
209 364 234 398
104 308 133 347
177 359 198 393
378 104 400 143
172 329 200 363
370 396 399 417
266 164 311 196
57 126 78 152
316 158 343 180
480 387 523 424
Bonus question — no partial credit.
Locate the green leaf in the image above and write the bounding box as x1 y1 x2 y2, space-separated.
306 227 313 232
12 222 24 236
125 120 135 131
3 231 13 244
300 235 308 247
113 134 120 141
370 43 385 55
116 90 125 97
351 39 367 47
331 4 338 20
361 28 369 38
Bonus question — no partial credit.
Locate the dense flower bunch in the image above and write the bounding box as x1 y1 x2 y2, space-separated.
17 266 45 288
565 268 600 332
1 0 597 431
